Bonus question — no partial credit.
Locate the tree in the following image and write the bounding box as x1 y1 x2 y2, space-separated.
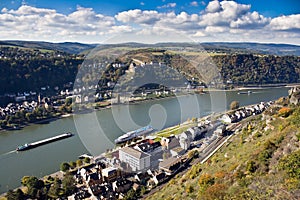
21 176 30 186
48 178 61 199
69 161 76 169
6 189 25 200
21 176 44 198
83 157 90 163
230 101 240 110
76 159 83 167
62 173 76 196
60 162 70 172
25 112 35 122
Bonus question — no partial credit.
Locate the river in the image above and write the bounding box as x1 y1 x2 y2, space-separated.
0 87 289 193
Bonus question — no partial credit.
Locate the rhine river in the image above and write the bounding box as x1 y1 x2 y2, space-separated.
0 87 289 193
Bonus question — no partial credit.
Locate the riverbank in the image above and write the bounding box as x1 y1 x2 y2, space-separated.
0 87 290 196
1 84 294 133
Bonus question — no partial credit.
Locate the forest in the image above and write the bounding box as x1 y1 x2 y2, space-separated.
0 46 299 95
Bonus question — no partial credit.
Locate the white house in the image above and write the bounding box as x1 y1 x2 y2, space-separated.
119 147 151 172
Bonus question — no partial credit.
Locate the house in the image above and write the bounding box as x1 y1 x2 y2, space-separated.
151 172 166 185
161 136 180 150
170 146 185 157
132 183 141 191
187 127 200 140
159 157 182 175
86 172 102 185
134 172 151 185
176 131 193 150
89 183 115 199
112 178 132 194
220 114 231 123
119 147 151 172
214 125 226 136
101 167 118 182
134 141 162 156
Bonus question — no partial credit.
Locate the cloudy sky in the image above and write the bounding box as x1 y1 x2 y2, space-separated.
0 0 299 44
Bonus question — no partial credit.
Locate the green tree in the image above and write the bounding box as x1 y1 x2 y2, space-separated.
230 101 240 110
48 178 61 199
6 189 25 200
76 159 83 167
60 162 70 172
62 173 76 196
25 112 36 122
21 176 30 186
69 161 76 169
83 157 90 163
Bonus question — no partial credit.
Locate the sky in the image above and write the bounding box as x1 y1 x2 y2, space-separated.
0 0 299 44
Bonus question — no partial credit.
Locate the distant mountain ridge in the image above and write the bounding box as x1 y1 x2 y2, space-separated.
202 42 300 56
0 40 300 56
0 40 97 54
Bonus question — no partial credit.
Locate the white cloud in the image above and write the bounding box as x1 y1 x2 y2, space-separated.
205 0 221 13
1 8 8 13
115 9 161 25
205 26 227 33
193 31 206 37
269 14 300 30
8 5 56 15
230 11 270 28
200 1 251 27
190 1 198 7
158 3 177 9
0 5 127 42
0 1 299 44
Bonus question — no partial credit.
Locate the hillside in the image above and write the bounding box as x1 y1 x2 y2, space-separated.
1 41 300 56
0 42 299 96
117 48 300 86
0 40 96 54
146 98 300 199
202 42 300 56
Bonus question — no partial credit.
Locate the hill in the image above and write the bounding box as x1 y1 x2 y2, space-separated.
1 40 300 56
0 42 299 95
146 97 300 200
202 42 300 56
0 40 96 54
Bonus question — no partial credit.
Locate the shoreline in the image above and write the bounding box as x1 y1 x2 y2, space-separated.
0 84 295 134
0 99 271 197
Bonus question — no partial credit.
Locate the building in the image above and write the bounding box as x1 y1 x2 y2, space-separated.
112 178 132 194
119 147 151 172
159 157 182 175
101 167 118 182
134 140 162 156
176 131 193 150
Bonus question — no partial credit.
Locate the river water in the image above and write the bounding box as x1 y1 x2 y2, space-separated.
0 87 289 193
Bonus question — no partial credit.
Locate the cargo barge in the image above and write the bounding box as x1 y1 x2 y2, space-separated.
16 132 73 151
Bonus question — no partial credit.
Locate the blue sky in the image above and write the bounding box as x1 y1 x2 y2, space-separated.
0 0 299 44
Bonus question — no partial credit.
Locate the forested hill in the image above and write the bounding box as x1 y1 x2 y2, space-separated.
214 54 300 85
0 40 96 54
0 42 299 94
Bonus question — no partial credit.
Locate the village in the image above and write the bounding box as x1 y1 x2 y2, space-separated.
64 101 273 200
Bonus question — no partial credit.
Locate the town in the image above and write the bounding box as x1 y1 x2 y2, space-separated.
55 101 273 200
